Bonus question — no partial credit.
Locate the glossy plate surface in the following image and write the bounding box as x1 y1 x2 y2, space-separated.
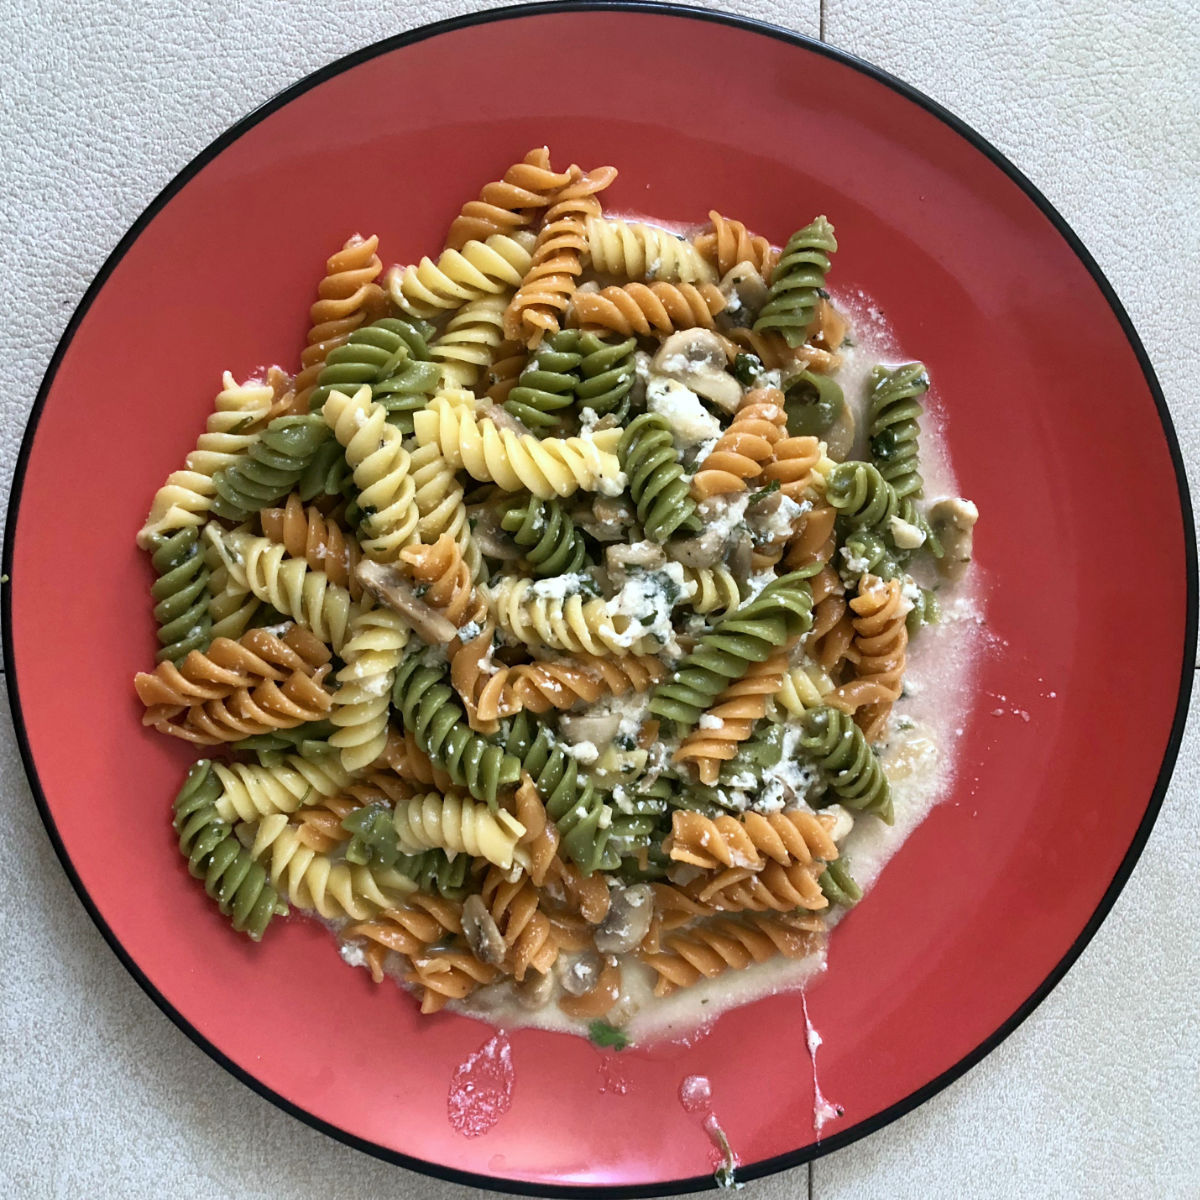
6 3 1194 1194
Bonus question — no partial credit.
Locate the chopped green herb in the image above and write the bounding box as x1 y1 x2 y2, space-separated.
588 1019 629 1051
731 353 763 386
747 479 781 507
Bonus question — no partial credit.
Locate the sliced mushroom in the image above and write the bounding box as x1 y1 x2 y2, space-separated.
725 529 754 582
574 494 638 543
593 884 654 955
605 541 668 583
823 403 856 462
460 895 506 967
559 710 622 748
468 507 524 561
559 952 602 997
929 497 979 581
482 402 531 435
355 560 459 645
716 260 769 326
651 329 742 413
512 969 555 1010
665 526 730 569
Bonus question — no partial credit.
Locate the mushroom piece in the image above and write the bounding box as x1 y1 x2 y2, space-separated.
651 329 743 414
823 401 857 462
593 884 654 955
716 260 769 326
558 709 622 748
558 952 603 997
468 508 525 561
512 969 555 1010
354 560 459 645
574 494 638 543
929 497 979 581
664 526 730 569
888 514 927 551
460 895 506 967
605 541 668 583
782 370 855 461
724 529 754 582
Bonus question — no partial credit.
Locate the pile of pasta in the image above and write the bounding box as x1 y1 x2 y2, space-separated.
138 147 975 1028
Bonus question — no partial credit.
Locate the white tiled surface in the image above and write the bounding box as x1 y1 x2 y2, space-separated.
1 1 1196 1196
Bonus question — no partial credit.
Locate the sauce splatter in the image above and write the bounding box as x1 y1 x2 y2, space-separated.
447 1033 514 1138
801 993 843 1139
679 1075 740 1188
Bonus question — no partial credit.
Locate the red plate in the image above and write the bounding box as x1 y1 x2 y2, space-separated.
6 3 1194 1193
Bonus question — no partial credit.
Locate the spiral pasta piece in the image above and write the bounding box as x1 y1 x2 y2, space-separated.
773 662 836 717
405 950 500 1013
503 712 617 874
484 577 643 657
308 315 441 430
570 281 725 337
672 651 790 785
173 762 287 939
867 362 929 507
825 461 899 531
641 915 821 996
344 895 465 983
481 865 559 980
409 440 482 581
800 705 893 822
506 164 618 345
211 749 352 824
668 809 837 871
322 384 418 560
136 624 330 708
587 216 716 284
507 653 665 717
414 392 624 500
693 211 778 280
391 655 523 807
828 577 908 742
204 530 263 641
294 234 387 412
686 859 829 914
392 791 527 870
148 527 212 664
503 331 583 431
388 234 533 320
294 793 364 853
619 413 702 543
399 533 484 628
149 669 333 745
499 495 588 577
650 571 815 730
753 216 838 347
211 530 363 653
329 608 409 771
431 295 510 389
513 772 559 887
679 565 742 615
248 813 415 920
446 146 574 250
690 388 787 500
209 414 332 522
575 332 637 422
763 433 824 501
260 493 363 599
138 372 275 547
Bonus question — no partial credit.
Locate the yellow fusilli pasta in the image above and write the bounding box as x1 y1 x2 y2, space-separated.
392 791 527 870
387 234 532 320
586 216 716 284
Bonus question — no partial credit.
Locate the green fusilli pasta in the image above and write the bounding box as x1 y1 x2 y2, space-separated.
308 316 441 432
576 332 637 422
619 412 702 543
800 705 893 823
651 572 816 730
819 856 862 907
149 527 212 664
752 216 837 346
826 461 899 531
210 414 331 521
500 495 588 576
173 760 287 940
391 655 522 807
504 332 583 431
